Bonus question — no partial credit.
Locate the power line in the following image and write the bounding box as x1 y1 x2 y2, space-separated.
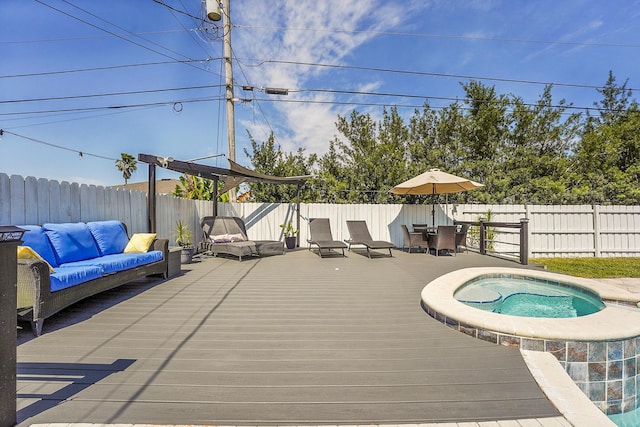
151 0 203 21
0 130 117 161
231 50 281 145
60 0 195 62
235 25 640 49
34 0 213 75
170 0 213 58
242 58 623 91
5 105 163 130
0 58 220 79
0 28 200 45
1 84 224 104
0 97 224 116
0 83 603 117
232 96 593 116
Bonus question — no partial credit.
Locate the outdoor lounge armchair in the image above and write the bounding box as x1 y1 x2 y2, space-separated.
427 225 457 256
200 216 284 261
307 218 347 258
401 224 429 253
345 220 395 258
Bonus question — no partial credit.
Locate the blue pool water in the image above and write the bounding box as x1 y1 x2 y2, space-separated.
454 275 605 318
609 407 640 426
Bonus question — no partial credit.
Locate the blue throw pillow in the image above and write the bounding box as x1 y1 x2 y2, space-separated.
43 222 101 264
87 220 129 256
18 225 59 267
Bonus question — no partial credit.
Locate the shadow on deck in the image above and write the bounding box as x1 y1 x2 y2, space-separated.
16 248 560 425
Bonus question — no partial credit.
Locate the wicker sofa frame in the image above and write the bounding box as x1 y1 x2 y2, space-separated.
17 232 169 337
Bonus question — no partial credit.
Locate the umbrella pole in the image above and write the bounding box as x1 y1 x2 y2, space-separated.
431 204 435 227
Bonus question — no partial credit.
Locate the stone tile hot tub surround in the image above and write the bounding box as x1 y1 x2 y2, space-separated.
421 267 640 415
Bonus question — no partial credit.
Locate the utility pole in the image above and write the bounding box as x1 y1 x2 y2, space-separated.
221 0 236 201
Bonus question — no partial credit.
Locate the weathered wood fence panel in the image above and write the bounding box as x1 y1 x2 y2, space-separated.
2 173 640 258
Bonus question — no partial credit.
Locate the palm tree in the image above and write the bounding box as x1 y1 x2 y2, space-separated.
115 153 137 184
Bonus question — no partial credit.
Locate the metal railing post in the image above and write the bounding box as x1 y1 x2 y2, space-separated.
520 218 529 265
479 217 486 255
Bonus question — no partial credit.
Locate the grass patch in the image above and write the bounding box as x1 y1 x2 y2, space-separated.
532 257 640 278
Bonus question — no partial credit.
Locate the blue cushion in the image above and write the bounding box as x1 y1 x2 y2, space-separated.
43 222 101 264
61 251 163 274
87 220 129 256
18 225 59 267
50 265 103 292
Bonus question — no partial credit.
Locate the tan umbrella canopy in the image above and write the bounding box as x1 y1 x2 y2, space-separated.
390 168 484 225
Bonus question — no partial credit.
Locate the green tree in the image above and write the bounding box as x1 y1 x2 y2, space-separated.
332 107 409 203
243 132 318 202
241 73 640 206
503 86 581 204
115 153 137 184
172 174 229 201
574 73 640 204
593 71 633 126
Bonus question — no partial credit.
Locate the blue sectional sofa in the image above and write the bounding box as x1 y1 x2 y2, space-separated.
16 220 169 336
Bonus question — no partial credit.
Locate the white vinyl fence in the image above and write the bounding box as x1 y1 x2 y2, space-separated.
2 173 640 258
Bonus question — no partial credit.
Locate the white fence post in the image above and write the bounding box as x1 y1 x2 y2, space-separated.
593 205 601 257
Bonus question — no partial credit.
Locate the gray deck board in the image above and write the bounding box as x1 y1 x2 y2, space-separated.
16 249 561 425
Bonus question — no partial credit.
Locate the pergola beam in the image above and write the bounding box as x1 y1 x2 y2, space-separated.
138 153 309 236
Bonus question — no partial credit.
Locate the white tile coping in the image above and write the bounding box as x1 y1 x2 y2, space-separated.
421 267 640 341
522 349 617 426
28 419 574 427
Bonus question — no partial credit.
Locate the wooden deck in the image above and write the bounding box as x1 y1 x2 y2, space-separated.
16 248 561 426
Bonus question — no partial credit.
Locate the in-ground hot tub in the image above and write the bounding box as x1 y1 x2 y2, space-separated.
421 267 640 416
454 274 606 318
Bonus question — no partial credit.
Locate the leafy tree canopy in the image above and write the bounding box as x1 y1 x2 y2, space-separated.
237 73 640 205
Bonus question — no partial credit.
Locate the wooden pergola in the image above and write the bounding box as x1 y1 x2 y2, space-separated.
137 153 310 234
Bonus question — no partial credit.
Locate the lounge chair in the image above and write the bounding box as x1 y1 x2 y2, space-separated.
307 218 347 258
345 220 395 258
427 225 457 256
401 224 429 253
199 216 284 261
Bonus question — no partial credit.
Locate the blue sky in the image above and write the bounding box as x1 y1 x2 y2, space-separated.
1 0 639 187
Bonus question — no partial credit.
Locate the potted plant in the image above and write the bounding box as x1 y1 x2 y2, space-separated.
280 221 299 250
174 219 195 263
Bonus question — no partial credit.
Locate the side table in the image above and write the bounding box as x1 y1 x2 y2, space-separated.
167 246 182 278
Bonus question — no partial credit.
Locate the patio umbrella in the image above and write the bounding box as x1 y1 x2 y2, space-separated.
389 168 484 226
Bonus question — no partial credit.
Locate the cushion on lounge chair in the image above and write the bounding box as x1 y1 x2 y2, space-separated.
200 216 283 260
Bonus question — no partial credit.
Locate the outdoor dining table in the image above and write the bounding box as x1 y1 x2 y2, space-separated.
413 224 466 254
412 224 437 235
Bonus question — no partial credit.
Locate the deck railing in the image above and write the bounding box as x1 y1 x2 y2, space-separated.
455 219 529 265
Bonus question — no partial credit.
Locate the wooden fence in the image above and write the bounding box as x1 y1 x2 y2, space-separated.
2 173 640 258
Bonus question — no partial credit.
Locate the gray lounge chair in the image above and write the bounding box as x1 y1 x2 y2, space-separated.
307 218 347 258
427 225 457 256
401 224 429 253
345 220 395 258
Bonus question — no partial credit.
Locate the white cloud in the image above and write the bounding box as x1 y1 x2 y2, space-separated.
233 0 428 157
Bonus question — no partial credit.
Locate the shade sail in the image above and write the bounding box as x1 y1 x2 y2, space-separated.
389 169 484 195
